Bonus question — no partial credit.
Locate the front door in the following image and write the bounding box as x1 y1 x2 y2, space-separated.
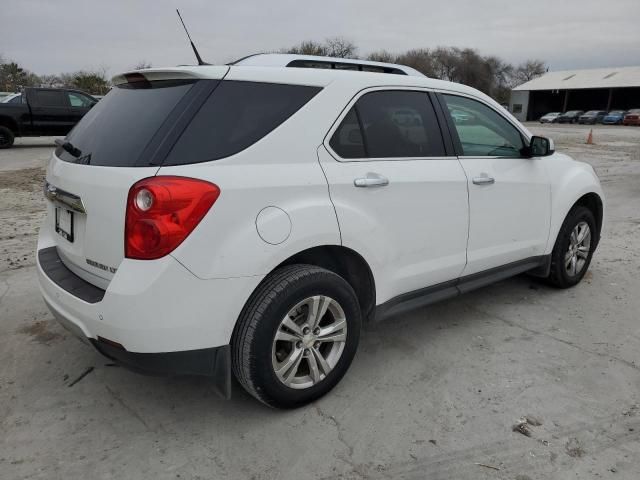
440 93 551 276
319 89 469 304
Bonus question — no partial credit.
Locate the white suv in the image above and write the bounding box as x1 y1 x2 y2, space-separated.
37 54 604 408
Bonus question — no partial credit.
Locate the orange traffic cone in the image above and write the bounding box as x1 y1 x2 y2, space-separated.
586 129 594 145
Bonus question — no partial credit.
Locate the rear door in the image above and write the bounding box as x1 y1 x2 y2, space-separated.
319 89 469 304
27 89 69 135
44 70 228 288
439 93 550 276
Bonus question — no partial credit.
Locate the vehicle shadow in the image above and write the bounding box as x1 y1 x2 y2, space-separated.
59 273 555 426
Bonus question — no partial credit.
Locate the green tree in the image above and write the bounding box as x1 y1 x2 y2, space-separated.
1 62 27 91
60 70 110 95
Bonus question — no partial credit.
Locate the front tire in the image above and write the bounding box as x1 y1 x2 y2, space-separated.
0 126 15 149
232 264 361 408
547 206 597 288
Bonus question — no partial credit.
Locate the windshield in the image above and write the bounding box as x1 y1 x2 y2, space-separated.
565 111 580 115
584 111 599 115
609 111 624 115
628 109 640 114
1 93 21 104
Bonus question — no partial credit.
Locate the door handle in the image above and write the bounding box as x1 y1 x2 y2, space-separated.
472 176 495 185
354 173 389 188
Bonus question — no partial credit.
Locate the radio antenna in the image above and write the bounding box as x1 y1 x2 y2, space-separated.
176 9 208 65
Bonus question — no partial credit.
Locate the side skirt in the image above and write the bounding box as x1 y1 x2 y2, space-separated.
374 255 550 322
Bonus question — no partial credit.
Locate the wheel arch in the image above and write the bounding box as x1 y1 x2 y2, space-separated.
275 245 377 321
0 115 19 133
573 192 603 242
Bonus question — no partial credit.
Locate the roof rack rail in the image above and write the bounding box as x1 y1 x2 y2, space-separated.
229 53 425 77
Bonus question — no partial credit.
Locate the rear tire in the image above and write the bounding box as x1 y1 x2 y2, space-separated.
232 264 361 409
0 126 15 149
546 206 597 288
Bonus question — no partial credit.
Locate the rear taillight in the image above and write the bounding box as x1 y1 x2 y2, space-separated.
125 176 220 260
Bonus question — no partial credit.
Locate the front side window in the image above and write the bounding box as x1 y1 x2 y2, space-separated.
330 90 445 159
67 92 95 108
443 94 525 157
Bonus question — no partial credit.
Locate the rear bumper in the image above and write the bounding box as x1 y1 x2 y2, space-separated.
93 338 232 397
37 229 262 358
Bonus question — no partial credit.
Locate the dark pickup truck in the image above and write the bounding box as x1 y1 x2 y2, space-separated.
0 87 97 148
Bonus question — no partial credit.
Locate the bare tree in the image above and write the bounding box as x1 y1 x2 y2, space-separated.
133 61 152 70
282 40 328 56
324 37 357 58
282 37 357 58
395 49 436 77
40 74 63 88
514 60 546 84
367 50 395 63
430 47 461 82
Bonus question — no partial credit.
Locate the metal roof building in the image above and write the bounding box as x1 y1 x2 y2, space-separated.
509 66 640 121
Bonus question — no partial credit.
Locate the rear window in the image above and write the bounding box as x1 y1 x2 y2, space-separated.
57 80 197 166
163 81 321 165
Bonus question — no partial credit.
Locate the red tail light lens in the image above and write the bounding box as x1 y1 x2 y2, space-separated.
125 176 220 260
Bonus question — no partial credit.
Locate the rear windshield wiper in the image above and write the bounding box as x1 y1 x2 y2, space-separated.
54 138 82 158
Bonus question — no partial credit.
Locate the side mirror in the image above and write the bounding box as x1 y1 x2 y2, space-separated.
526 136 555 157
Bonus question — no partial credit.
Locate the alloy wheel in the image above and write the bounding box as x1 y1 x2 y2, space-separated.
565 221 591 277
271 295 347 390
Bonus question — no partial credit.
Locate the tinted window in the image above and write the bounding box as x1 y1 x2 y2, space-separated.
7 94 23 104
58 80 196 166
443 94 524 157
165 81 321 165
35 90 66 107
68 92 95 108
329 108 365 158
331 90 445 159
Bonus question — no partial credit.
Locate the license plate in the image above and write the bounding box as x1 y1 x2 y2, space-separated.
55 207 74 242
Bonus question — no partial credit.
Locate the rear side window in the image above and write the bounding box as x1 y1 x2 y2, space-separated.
330 90 445 159
58 80 196 166
329 108 365 158
35 90 67 107
164 81 321 165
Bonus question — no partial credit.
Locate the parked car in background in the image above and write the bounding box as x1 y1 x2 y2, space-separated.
557 111 584 124
602 110 627 125
578 110 607 124
623 109 640 126
450 109 473 123
539 112 562 123
0 87 97 148
37 55 604 408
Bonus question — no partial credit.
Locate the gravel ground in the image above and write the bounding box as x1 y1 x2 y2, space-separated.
1 124 639 479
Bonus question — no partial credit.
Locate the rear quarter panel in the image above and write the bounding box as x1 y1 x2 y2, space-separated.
159 84 351 279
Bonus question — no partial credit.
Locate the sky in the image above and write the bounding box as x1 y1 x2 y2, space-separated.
2 0 640 77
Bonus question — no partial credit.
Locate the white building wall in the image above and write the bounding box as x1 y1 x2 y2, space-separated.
509 90 530 122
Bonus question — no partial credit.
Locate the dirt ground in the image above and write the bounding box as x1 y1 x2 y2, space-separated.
1 125 639 479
